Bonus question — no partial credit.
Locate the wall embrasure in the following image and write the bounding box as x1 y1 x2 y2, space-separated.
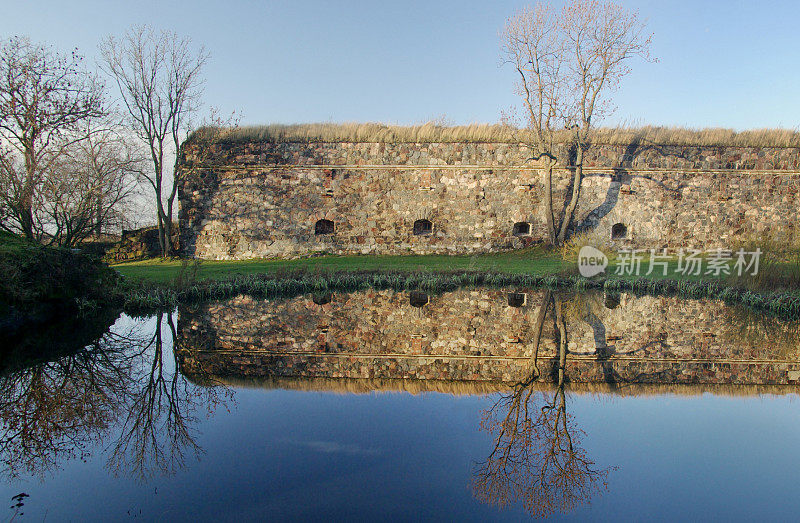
178 141 800 259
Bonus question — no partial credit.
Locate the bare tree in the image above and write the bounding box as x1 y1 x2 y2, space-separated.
0 36 105 241
100 26 208 257
0 325 137 480
501 5 565 244
502 1 653 245
40 120 142 247
0 313 230 481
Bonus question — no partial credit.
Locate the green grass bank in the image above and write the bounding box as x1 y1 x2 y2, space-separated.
112 247 568 283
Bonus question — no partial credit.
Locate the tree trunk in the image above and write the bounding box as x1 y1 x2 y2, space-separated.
20 147 36 241
156 205 166 257
164 183 177 258
544 163 556 245
95 195 103 237
557 146 584 245
163 218 172 258
18 205 34 240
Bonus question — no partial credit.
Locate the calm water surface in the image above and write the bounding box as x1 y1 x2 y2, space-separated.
2 288 800 521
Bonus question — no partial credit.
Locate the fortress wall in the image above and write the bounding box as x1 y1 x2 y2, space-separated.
178 141 800 259
177 289 800 386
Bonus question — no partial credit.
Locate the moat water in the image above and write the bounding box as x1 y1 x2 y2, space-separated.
2 288 800 521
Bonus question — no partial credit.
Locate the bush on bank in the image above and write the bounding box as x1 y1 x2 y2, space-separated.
0 232 122 335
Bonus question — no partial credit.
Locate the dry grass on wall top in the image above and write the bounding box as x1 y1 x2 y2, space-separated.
188 122 800 148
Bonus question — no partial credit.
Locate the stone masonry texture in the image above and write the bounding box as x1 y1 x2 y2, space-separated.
178 141 800 259
177 289 800 388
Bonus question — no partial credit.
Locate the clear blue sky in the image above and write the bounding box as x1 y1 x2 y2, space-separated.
2 0 798 130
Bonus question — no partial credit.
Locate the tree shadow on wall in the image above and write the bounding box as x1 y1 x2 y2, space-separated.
569 136 688 236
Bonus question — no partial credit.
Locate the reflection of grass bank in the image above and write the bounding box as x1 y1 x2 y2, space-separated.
0 306 120 373
121 270 800 320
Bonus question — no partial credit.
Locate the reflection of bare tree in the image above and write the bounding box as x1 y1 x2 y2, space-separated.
473 292 611 519
0 312 231 481
0 324 139 480
107 313 232 480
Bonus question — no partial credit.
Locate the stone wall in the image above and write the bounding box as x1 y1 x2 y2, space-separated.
178 141 800 259
177 289 800 388
103 225 179 263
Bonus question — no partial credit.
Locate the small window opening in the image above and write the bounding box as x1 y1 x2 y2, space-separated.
409 291 429 308
315 219 334 235
413 219 433 236
604 293 620 309
611 223 627 239
507 292 527 307
512 222 531 236
312 293 332 305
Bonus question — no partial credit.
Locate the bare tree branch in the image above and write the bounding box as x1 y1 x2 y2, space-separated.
501 1 653 246
99 26 208 257
0 36 105 242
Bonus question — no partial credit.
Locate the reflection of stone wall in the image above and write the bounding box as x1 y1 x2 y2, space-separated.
178 141 800 258
177 289 800 387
